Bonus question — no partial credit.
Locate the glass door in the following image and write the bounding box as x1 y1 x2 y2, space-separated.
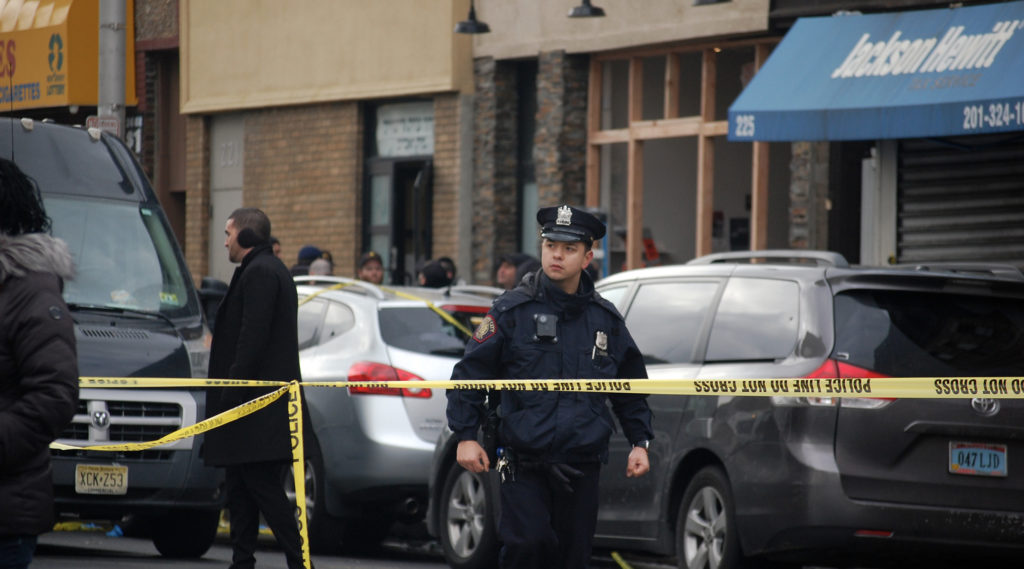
365 158 433 285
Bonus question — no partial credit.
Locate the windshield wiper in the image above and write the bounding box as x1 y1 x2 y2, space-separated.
67 303 177 330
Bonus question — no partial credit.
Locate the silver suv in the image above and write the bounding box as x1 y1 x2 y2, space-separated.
291 276 499 553
427 250 1024 569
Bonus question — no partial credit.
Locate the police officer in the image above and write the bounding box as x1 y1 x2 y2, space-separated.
447 205 654 569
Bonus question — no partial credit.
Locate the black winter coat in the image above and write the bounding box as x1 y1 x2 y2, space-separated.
447 271 653 464
203 245 300 466
0 233 78 536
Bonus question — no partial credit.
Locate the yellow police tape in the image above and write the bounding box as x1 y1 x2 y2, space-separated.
55 374 1024 569
72 375 1024 397
296 281 473 337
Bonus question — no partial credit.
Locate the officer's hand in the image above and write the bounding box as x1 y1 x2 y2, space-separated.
457 440 489 473
626 446 649 478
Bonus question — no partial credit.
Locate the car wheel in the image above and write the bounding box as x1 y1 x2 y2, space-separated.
676 466 743 569
285 444 344 554
439 461 499 569
151 509 219 558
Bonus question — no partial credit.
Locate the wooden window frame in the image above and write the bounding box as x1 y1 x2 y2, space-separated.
585 39 777 269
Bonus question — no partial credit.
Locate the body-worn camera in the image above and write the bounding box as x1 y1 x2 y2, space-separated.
533 313 558 343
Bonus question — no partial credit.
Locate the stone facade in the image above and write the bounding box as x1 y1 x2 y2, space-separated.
788 141 830 250
470 51 591 285
135 0 178 41
535 51 589 209
471 57 519 284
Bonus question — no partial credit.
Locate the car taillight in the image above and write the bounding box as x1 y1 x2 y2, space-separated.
770 358 893 409
347 361 431 398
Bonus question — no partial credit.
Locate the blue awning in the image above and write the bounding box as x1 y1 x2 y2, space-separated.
728 1 1024 141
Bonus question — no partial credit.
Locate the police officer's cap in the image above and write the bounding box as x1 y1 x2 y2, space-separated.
537 205 606 243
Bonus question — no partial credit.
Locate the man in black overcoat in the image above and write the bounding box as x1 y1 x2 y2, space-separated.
203 207 306 569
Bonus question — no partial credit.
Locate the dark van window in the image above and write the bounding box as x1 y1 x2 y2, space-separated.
834 290 1024 376
625 281 720 364
379 306 471 356
46 197 198 318
706 278 799 362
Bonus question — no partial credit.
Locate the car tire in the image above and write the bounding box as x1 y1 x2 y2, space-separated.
286 443 344 554
150 509 219 558
438 461 500 569
676 466 744 569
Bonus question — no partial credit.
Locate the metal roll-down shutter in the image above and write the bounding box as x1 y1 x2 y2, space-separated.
897 134 1024 265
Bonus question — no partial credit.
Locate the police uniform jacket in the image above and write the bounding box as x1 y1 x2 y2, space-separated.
447 270 653 464
0 233 78 536
203 244 300 467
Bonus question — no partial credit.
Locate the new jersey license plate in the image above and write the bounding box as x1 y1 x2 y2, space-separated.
949 441 1007 477
75 464 129 495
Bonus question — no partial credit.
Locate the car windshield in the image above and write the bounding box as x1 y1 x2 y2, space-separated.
44 196 200 319
834 289 1024 376
378 306 473 356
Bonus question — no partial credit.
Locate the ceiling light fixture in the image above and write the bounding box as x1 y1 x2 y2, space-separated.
568 0 605 18
454 0 490 34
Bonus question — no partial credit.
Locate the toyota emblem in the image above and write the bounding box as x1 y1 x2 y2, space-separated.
91 410 110 428
970 398 999 417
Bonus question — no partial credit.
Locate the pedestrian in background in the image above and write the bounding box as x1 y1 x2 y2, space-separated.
203 208 307 569
289 244 322 276
447 205 653 569
0 158 79 569
308 258 332 276
495 252 536 290
356 251 384 285
417 259 449 288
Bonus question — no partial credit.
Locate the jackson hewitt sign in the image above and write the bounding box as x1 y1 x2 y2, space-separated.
831 19 1023 78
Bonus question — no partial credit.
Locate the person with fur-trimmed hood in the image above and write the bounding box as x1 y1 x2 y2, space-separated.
0 158 79 568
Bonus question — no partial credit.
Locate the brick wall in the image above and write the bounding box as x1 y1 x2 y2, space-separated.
184 115 210 284
432 94 462 267
243 103 362 276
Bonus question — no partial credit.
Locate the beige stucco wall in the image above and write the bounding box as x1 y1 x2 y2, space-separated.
472 0 770 59
180 0 474 113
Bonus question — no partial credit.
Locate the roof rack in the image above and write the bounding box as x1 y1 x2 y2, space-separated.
293 276 387 299
448 284 504 301
686 249 850 268
890 262 1024 281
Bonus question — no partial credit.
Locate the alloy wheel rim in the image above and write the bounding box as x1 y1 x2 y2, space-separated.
682 486 727 569
445 470 486 558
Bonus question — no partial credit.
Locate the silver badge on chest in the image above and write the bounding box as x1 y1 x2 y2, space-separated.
592 330 609 359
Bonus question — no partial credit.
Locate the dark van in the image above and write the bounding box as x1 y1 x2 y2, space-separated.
1 118 223 558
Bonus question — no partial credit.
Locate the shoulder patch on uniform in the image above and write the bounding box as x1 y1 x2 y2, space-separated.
473 314 497 343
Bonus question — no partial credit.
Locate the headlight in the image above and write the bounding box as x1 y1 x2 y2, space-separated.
185 324 212 378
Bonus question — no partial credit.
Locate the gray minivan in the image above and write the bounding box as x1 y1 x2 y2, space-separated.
427 251 1024 569
1 118 222 558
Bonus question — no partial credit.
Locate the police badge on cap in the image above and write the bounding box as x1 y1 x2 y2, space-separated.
537 205 606 243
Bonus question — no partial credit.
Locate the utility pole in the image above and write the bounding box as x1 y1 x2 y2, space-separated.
98 0 125 138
